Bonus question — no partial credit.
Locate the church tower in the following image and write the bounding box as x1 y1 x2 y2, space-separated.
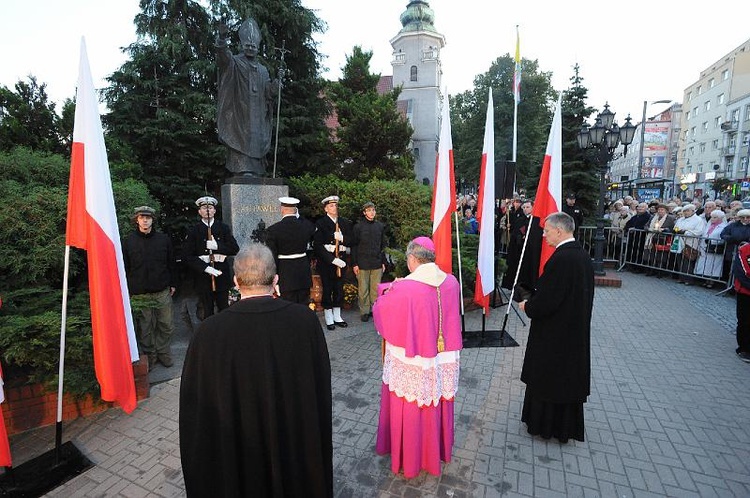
390 1 445 185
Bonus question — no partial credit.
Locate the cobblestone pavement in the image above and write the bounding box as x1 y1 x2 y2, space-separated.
8 272 750 497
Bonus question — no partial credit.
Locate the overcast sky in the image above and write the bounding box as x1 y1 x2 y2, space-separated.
2 0 748 126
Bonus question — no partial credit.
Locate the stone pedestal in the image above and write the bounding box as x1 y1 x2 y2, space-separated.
221 177 288 246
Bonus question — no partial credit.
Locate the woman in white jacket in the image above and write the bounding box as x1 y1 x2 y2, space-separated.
694 210 729 287
673 205 706 284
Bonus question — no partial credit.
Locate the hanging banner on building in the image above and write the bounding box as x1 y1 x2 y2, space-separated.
640 122 669 179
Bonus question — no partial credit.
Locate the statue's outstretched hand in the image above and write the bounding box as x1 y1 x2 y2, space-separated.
217 22 229 38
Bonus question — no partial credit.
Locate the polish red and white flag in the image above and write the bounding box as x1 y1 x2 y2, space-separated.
474 90 495 312
66 38 138 413
532 95 563 274
0 363 11 467
431 93 456 274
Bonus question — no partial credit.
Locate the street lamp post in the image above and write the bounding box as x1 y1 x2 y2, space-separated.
577 103 637 276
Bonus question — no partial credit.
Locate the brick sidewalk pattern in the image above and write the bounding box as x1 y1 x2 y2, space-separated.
7 272 750 497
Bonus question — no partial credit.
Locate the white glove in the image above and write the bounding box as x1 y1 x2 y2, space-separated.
204 266 222 277
339 245 348 252
206 239 218 250
324 244 336 253
332 258 346 268
334 231 344 242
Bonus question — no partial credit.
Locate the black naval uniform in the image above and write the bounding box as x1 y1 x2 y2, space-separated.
266 214 317 304
562 203 584 238
313 214 352 309
183 219 240 319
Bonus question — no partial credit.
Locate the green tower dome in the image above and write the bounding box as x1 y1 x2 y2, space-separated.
399 1 437 34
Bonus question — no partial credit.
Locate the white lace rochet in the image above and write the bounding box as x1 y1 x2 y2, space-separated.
382 343 460 408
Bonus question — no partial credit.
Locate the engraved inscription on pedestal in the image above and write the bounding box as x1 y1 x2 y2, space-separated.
221 181 288 246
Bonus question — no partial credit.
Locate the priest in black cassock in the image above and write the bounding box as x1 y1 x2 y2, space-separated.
518 212 594 443
179 243 333 497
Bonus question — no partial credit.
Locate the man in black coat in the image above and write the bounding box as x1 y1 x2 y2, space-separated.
502 200 542 290
123 206 177 369
183 196 240 320
351 201 386 322
180 244 333 497
313 195 353 330
265 196 317 304
519 212 594 443
561 193 584 238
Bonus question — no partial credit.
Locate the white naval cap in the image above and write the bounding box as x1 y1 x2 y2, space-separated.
279 196 300 207
195 196 218 207
321 195 339 205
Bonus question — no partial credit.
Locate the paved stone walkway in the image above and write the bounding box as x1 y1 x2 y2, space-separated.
8 272 750 497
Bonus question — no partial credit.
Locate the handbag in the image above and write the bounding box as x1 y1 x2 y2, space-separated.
653 235 673 252
705 242 725 254
682 245 699 261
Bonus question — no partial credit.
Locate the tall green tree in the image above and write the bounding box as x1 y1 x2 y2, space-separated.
103 0 222 240
560 64 598 220
208 0 330 177
450 55 555 195
326 46 414 181
0 76 66 155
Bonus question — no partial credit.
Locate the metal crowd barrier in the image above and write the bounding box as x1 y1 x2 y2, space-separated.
577 226 733 288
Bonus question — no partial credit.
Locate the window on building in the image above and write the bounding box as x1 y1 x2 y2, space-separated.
704 101 711 112
709 78 715 88
702 122 708 132
745 104 750 121
410 65 418 82
722 69 729 81
714 116 721 128
732 109 740 123
686 110 691 120
697 85 702 95
693 106 698 116
689 146 695 156
690 127 696 138
698 164 704 172
718 93 725 105
699 143 706 153
712 139 719 150
687 91 692 102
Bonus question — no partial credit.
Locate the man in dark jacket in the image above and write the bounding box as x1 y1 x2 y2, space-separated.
519 212 594 443
180 244 333 497
183 196 240 320
123 206 177 369
561 193 584 238
351 202 386 322
265 196 317 304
